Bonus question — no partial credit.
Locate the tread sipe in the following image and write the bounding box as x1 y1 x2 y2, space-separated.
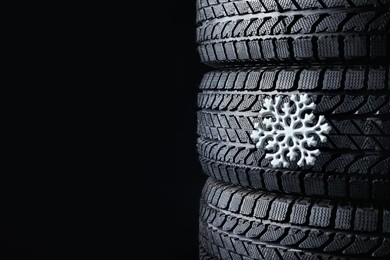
196 0 390 66
196 66 390 201
196 1 389 18
199 178 390 259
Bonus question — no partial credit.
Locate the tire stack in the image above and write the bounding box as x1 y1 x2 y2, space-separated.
195 0 390 259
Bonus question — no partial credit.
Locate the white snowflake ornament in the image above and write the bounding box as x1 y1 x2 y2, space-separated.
250 94 331 168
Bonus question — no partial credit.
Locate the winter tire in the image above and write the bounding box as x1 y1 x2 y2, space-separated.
196 0 390 66
199 178 390 259
196 65 390 201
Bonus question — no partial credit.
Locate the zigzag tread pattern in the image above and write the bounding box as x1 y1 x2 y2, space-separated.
197 111 390 151
199 219 390 259
198 178 390 258
198 35 390 65
198 66 390 91
197 9 390 41
197 137 390 175
197 0 390 22
199 230 345 260
198 124 390 151
199 155 390 201
198 93 390 116
196 0 390 9
196 4 390 65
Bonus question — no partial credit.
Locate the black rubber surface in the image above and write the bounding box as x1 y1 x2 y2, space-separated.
197 0 389 17
197 139 390 201
196 0 390 66
199 178 390 259
200 245 218 260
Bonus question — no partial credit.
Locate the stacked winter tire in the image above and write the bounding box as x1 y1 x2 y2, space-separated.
195 0 390 259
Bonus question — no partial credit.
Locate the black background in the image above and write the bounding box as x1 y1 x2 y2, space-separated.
147 0 210 259
172 0 209 258
0 1 206 258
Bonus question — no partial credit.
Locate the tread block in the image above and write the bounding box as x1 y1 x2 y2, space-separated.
354 207 379 232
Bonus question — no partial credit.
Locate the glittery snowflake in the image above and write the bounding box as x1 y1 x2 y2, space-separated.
250 94 331 167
